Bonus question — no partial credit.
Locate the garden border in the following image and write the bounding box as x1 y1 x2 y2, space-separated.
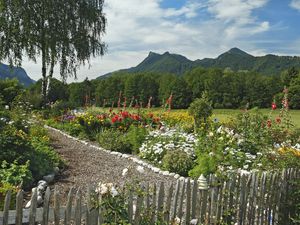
44 125 189 182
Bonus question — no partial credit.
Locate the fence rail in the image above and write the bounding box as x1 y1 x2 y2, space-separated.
1 168 299 225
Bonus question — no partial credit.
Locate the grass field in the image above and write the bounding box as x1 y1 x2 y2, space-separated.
212 109 300 129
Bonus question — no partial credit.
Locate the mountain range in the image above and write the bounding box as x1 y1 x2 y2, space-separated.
100 48 300 77
0 63 35 86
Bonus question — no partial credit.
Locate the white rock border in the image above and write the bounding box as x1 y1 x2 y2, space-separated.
44 125 190 182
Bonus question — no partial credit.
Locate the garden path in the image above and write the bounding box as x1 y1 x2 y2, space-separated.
48 129 176 197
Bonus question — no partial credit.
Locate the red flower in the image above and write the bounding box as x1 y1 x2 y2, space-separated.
276 117 281 124
111 115 119 123
267 119 272 128
148 113 154 118
271 102 276 110
121 111 129 118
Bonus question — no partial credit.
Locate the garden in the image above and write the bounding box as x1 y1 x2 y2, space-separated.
45 89 300 178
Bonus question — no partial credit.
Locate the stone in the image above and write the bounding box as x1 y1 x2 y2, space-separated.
37 195 43 206
174 174 180 179
53 167 60 175
25 200 31 208
162 171 170 176
43 174 55 183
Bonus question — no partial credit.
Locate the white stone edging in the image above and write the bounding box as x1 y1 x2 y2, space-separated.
45 125 191 182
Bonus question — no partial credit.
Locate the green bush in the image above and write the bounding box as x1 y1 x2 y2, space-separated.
125 125 148 154
97 129 132 153
0 182 18 210
0 161 32 187
162 150 194 176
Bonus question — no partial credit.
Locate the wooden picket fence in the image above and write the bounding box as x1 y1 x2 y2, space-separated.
0 168 299 225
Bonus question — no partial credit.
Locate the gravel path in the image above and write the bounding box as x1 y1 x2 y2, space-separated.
48 128 176 197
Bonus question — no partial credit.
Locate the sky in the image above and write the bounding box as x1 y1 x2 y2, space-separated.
18 0 300 82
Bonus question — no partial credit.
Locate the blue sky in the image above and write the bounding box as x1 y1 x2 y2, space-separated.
22 0 300 82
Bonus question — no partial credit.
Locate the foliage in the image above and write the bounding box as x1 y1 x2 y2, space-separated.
162 150 194 176
0 0 106 101
0 161 32 187
125 125 149 154
97 129 132 154
0 98 62 188
0 79 23 106
188 92 213 132
0 182 18 210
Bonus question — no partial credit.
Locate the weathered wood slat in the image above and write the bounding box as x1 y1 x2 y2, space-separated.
74 189 82 225
29 188 37 225
151 183 157 224
134 193 143 225
163 183 173 223
185 179 191 225
42 187 51 225
177 180 185 219
128 190 133 224
191 179 198 220
54 187 60 225
156 182 165 222
64 187 75 225
2 190 11 225
15 191 23 225
170 180 180 221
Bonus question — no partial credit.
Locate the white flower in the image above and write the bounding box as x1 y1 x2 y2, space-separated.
110 186 119 197
5 105 9 110
190 219 198 225
174 217 181 224
136 165 145 173
243 164 249 170
122 168 128 177
208 132 214 137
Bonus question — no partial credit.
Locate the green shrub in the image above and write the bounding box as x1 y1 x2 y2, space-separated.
162 150 194 176
30 137 62 179
97 129 132 153
0 182 18 210
0 161 33 187
125 125 148 154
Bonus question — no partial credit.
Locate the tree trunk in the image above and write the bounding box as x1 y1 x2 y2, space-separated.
41 48 48 106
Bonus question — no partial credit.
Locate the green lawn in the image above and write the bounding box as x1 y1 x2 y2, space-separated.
212 109 300 129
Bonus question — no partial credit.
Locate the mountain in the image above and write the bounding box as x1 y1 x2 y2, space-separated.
99 47 300 78
0 63 35 86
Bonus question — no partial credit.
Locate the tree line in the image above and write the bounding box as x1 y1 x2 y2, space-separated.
24 66 300 110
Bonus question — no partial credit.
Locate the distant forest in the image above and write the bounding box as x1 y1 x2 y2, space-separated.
26 66 300 109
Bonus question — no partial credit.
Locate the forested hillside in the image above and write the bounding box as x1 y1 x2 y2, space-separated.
27 67 300 109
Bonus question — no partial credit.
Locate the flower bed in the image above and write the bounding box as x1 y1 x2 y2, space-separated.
46 94 300 179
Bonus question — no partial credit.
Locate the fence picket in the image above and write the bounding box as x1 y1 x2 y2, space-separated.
15 191 23 225
2 190 11 225
185 179 191 225
64 187 74 225
177 181 185 219
164 183 173 223
29 188 37 225
74 189 82 225
54 187 60 225
42 187 51 225
191 179 198 220
151 183 157 224
170 180 180 221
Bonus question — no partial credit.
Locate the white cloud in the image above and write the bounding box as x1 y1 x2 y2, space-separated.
16 0 272 82
290 0 300 11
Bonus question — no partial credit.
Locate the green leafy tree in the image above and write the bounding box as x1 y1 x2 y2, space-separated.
188 92 213 132
0 79 23 106
0 0 106 103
